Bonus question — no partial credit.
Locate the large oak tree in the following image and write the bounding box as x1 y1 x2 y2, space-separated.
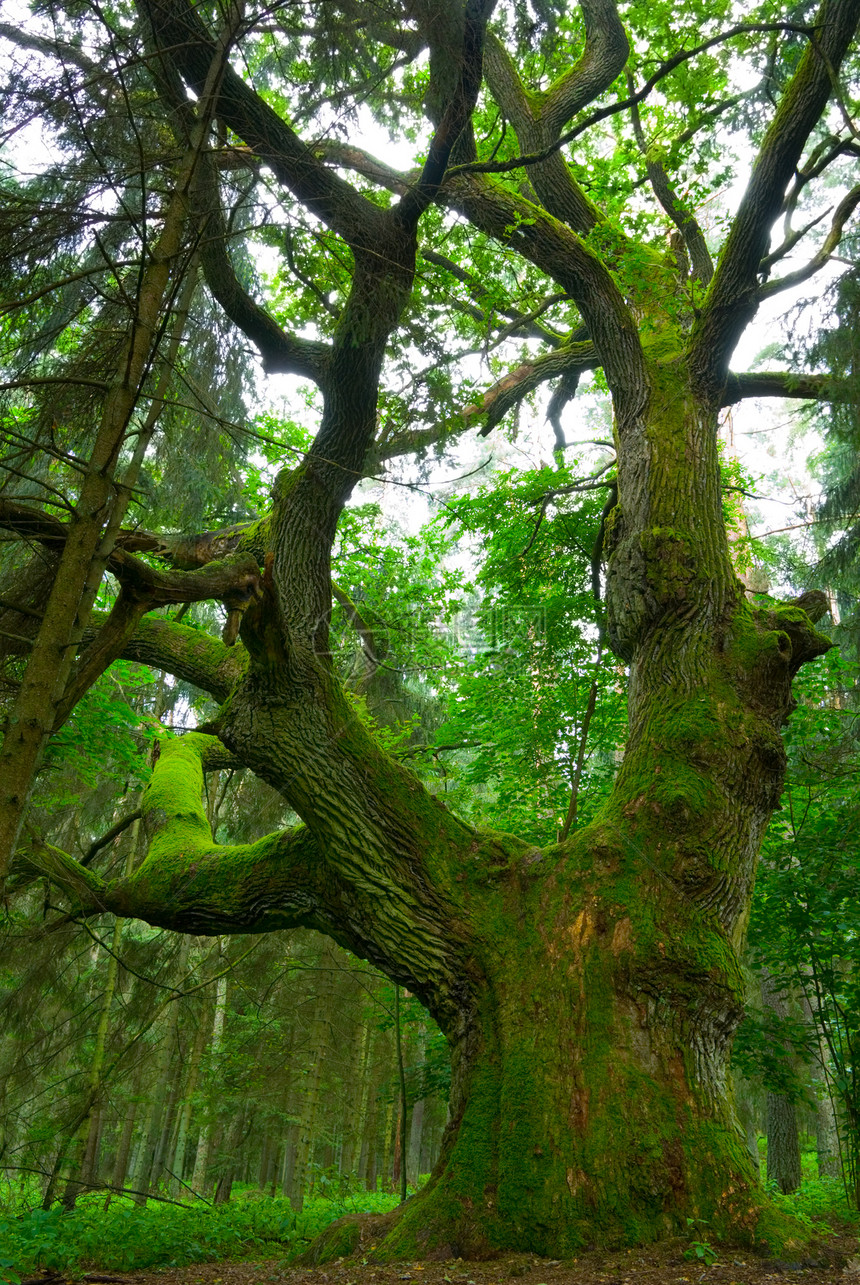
1 0 858 1257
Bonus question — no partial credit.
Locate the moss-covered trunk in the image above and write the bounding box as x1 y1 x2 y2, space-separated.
383 928 758 1257
359 359 830 1257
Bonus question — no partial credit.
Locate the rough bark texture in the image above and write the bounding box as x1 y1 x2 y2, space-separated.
766 1094 802 1196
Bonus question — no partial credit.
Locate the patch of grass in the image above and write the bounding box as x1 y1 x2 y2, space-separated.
0 1190 401 1280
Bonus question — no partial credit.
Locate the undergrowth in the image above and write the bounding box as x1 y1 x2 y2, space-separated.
0 1188 400 1282
1 1157 857 1283
760 1141 860 1233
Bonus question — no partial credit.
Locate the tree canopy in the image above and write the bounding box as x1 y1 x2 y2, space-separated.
2 0 859 1259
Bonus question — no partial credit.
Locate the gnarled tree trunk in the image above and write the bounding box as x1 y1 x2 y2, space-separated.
51 367 830 1252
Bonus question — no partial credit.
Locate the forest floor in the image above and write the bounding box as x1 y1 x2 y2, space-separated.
31 1238 860 1285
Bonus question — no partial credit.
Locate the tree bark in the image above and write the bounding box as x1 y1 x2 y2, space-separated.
30 400 832 1259
766 1094 802 1196
761 971 801 1195
191 967 228 1197
815 1088 842 1182
290 954 334 1211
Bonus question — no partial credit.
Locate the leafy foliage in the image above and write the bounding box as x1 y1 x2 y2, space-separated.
426 461 625 842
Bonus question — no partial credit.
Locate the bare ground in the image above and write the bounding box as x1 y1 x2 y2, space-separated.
25 1236 860 1285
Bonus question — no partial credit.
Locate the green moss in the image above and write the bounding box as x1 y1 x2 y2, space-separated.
771 606 808 625
297 1215 363 1264
130 734 291 910
235 515 270 560
638 527 697 603
750 1203 818 1255
642 332 685 365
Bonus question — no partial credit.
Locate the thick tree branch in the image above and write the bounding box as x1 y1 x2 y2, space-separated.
451 22 814 179
472 341 599 435
117 521 265 568
307 146 638 395
691 0 860 399
444 174 645 408
0 499 69 544
107 548 262 613
313 141 415 195
481 31 604 234
542 0 630 137
44 552 260 725
0 21 101 75
398 0 497 225
195 151 333 381
20 733 491 1038
0 502 265 574
720 369 859 406
0 611 244 704
371 339 598 463
113 615 246 701
627 76 713 284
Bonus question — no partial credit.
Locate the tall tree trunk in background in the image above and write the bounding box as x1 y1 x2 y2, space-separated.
281 1124 298 1199
269 1144 282 1196
815 1091 842 1181
407 1020 427 1181
131 939 190 1202
290 958 334 1211
112 1072 142 1197
213 1105 247 1204
267 1051 296 1197
60 913 124 1208
191 966 228 1197
339 1020 370 1180
408 1096 426 1183
150 1072 182 1192
761 971 801 1194
361 1090 379 1196
170 1010 208 1196
767 1096 802 1195
258 1136 275 1191
380 1100 394 1195
393 985 409 1201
